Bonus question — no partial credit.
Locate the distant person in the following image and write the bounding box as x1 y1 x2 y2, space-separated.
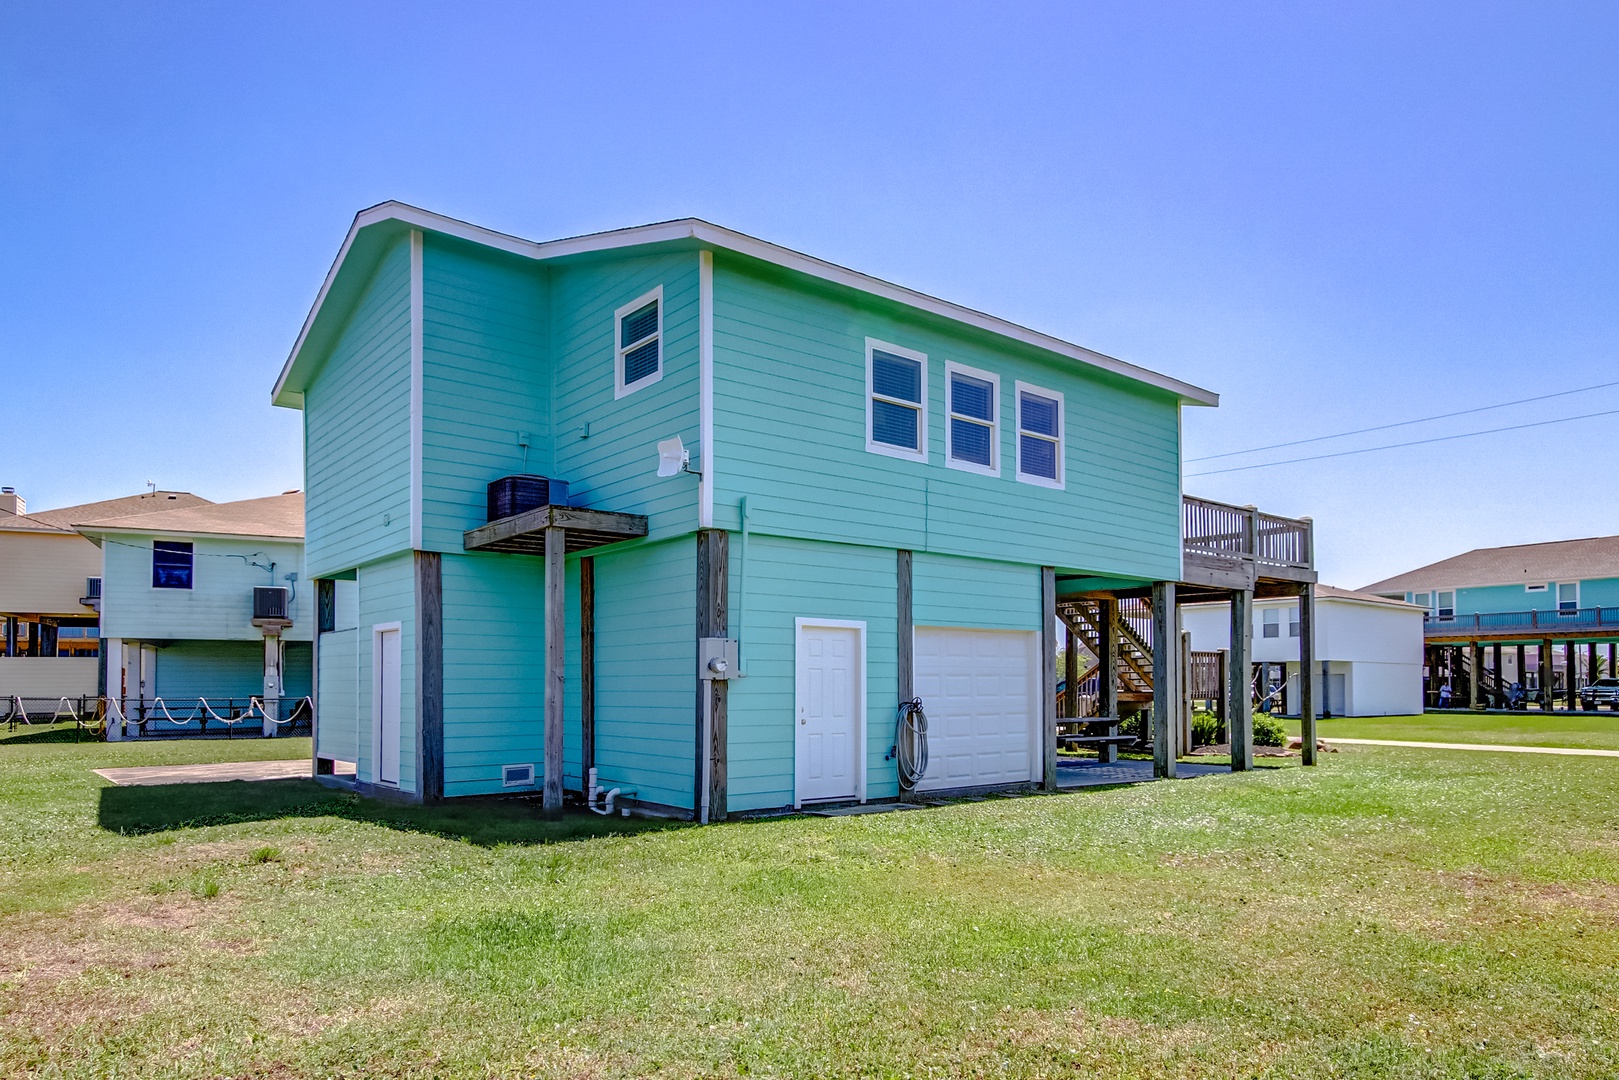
1438 683 1452 708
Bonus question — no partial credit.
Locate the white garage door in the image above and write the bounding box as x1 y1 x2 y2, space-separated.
914 627 1040 791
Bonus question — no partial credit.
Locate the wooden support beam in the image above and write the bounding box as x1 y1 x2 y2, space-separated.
1098 598 1120 763
1041 566 1058 792
580 556 595 784
696 530 729 822
415 552 444 803
1179 629 1193 755
1567 642 1578 711
1151 581 1178 779
1229 589 1254 771
1063 622 1078 720
1298 584 1316 765
1539 639 1553 711
543 526 565 819
897 549 915 802
1516 644 1526 695
1469 640 1481 711
1493 643 1503 700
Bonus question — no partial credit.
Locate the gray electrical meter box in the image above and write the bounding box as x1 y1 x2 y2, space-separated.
698 637 740 680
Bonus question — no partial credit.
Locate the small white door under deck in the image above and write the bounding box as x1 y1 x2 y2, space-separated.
795 620 864 805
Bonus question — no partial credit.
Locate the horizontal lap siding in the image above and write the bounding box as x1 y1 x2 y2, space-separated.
304 237 413 577
552 255 699 538
591 537 695 811
358 553 416 793
710 256 1181 581
152 640 264 698
317 628 360 763
913 552 1041 631
100 537 311 642
440 551 547 798
284 643 312 698
421 239 551 552
726 535 899 811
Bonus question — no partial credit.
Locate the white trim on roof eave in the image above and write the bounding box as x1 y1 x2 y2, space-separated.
75 526 304 544
273 201 1220 409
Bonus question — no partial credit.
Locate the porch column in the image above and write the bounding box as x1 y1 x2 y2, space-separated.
543 525 566 818
1566 643 1579 711
1098 598 1120 764
1040 567 1058 792
261 632 284 737
696 529 729 820
1151 581 1178 779
1063 622 1078 720
1516 644 1526 694
1492 643 1503 700
415 552 444 801
104 638 125 740
1228 589 1254 771
1298 583 1317 765
1468 640 1481 711
1539 639 1553 711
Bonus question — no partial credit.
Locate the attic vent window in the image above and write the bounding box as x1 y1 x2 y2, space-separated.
1015 383 1064 488
614 286 663 398
865 339 928 462
946 362 999 476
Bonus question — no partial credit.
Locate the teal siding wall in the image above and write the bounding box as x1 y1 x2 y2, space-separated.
420 237 551 552
590 536 696 811
153 640 264 698
1417 579 1619 616
316 627 360 763
709 254 1182 581
1581 579 1619 608
284 642 312 698
303 236 413 578
439 551 547 798
913 551 1041 631
726 534 900 812
357 552 417 793
100 537 310 642
551 254 701 540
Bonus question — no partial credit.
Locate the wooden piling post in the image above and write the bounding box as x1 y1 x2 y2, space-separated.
1539 639 1553 711
1229 589 1254 771
1298 583 1316 766
1469 640 1481 711
1151 581 1178 779
543 526 566 819
1099 598 1120 764
1041 567 1058 792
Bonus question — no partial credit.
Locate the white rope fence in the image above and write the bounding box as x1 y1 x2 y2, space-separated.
101 695 313 740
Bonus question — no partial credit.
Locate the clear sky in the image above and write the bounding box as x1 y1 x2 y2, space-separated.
3 2 1615 588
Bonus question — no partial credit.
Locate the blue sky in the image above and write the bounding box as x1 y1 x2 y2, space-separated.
2 2 1615 587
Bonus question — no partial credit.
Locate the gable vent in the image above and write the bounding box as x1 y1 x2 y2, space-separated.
502 763 535 788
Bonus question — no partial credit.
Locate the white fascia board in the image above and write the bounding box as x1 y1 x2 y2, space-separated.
77 526 303 544
274 201 1221 409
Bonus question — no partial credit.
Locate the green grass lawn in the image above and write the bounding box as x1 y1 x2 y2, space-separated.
1296 711 1619 751
4 727 1619 1077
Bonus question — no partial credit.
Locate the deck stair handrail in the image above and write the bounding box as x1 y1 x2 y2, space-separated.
1182 495 1313 572
1424 605 1619 635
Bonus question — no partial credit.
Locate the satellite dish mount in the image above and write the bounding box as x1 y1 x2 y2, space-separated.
656 435 701 479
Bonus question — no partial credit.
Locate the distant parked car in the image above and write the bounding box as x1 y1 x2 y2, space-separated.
1579 677 1619 710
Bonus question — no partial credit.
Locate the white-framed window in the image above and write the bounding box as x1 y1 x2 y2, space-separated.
945 361 1000 476
1262 608 1280 638
1557 581 1579 612
1525 583 1549 593
1435 591 1455 619
1409 591 1431 609
865 338 928 462
614 285 663 399
1014 381 1063 488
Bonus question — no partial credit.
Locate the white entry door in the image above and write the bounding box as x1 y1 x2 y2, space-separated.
795 621 864 805
914 627 1040 791
375 627 402 786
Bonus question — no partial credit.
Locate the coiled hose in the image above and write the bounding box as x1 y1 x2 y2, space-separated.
894 698 929 789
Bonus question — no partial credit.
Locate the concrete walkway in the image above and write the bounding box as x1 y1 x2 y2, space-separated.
1324 738 1619 758
1057 757 1230 787
94 759 347 786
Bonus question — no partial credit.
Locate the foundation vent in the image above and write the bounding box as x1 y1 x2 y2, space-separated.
502 763 535 788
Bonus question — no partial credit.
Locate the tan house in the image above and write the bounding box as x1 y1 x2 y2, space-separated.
0 487 210 703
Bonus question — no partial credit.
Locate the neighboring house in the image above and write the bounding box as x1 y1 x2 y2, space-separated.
0 486 209 704
1182 586 1425 717
1364 536 1619 708
271 202 1313 817
75 493 312 729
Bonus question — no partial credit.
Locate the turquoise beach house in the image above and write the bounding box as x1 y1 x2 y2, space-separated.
271 202 1230 818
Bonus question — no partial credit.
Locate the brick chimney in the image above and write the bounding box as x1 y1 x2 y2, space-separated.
0 487 22 516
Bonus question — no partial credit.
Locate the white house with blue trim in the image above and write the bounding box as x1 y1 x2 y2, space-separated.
270 202 1316 819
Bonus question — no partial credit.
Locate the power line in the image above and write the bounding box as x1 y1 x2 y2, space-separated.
1186 407 1619 477
1187 379 1619 463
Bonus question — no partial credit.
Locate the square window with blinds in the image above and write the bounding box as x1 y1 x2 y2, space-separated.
1015 383 1064 487
865 339 928 461
946 362 999 475
614 286 663 398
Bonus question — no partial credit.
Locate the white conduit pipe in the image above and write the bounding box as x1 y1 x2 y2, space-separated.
586 767 632 817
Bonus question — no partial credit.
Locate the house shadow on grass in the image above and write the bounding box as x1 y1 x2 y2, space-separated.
2 724 102 745
97 779 686 847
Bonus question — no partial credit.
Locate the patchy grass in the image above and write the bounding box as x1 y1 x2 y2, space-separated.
2 732 1618 1077
1302 711 1619 751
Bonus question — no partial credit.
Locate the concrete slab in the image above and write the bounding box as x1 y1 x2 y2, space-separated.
94 759 355 787
1056 757 1230 788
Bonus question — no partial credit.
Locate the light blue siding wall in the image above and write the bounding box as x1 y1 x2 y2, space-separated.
356 552 417 793
303 237 413 578
153 640 264 698
100 537 310 642
913 552 1041 631
589 536 696 811
726 534 900 812
709 254 1182 581
1581 579 1619 608
551 254 700 539
439 551 547 798
1413 578 1619 618
420 237 551 552
316 628 360 763
284 642 312 698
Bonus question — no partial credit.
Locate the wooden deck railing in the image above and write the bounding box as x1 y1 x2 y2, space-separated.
1182 495 1313 572
1425 606 1619 636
